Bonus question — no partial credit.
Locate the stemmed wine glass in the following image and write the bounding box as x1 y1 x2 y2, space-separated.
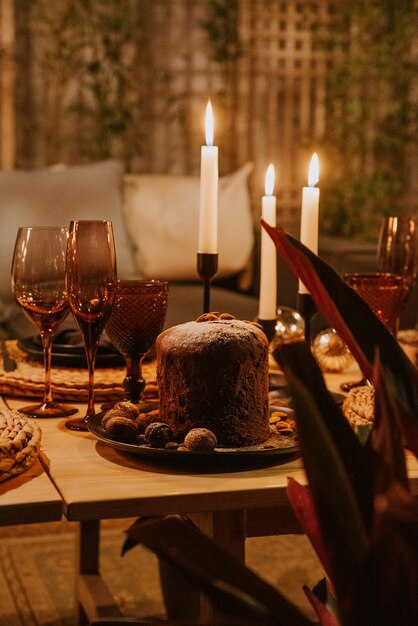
105 280 168 405
377 216 418 330
340 216 417 392
11 227 78 418
65 220 117 431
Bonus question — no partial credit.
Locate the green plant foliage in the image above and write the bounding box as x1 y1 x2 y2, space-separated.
316 0 418 241
26 0 142 167
200 0 242 169
201 0 241 69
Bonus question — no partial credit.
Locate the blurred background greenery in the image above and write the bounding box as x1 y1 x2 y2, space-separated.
1 0 417 240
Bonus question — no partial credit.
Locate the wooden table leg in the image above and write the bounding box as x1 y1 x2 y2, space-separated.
75 519 122 625
159 510 246 624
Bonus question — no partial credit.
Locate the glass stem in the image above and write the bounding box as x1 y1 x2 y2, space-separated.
86 339 99 419
41 331 54 405
123 355 145 403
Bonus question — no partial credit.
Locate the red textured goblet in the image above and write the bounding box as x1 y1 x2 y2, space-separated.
344 272 404 334
106 280 168 404
340 272 405 392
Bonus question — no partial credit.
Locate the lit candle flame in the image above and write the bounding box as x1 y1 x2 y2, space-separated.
205 100 214 147
308 152 319 187
265 163 275 196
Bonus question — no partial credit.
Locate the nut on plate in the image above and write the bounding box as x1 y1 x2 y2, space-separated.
144 422 173 448
105 415 139 442
183 428 217 451
101 409 125 427
112 401 140 420
134 409 160 433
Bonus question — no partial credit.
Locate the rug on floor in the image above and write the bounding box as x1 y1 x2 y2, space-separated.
0 525 323 625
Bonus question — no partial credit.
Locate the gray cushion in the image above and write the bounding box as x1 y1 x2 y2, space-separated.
0 159 136 325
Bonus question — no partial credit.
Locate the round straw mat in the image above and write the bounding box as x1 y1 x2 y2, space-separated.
342 385 374 428
0 409 42 481
0 340 157 402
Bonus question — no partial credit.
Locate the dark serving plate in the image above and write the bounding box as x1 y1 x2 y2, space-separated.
18 330 125 369
87 405 299 467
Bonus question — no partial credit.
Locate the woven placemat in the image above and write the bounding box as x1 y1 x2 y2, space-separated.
342 385 374 428
0 409 42 481
0 340 157 402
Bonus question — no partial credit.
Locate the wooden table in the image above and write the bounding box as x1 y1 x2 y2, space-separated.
2 393 304 624
0 396 62 526
3 371 418 624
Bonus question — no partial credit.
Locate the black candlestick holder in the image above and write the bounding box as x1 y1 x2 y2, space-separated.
297 292 317 345
197 252 218 313
257 318 277 343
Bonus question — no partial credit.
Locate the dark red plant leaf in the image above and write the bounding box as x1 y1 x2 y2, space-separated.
262 221 418 456
279 341 374 530
345 484 418 626
284 371 368 606
370 357 409 496
123 515 312 626
261 221 371 377
303 585 340 626
287 478 333 580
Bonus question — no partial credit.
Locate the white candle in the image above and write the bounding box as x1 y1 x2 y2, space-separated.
299 153 320 294
198 101 218 253
258 164 277 319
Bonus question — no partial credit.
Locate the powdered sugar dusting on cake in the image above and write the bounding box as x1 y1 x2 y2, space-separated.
158 319 268 352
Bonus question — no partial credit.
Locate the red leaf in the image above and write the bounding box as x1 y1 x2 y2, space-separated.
261 221 371 378
371 358 409 496
287 478 334 581
345 484 418 625
124 514 311 626
303 585 340 626
262 221 418 456
278 341 374 530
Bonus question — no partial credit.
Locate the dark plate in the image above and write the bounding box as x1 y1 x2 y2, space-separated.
18 336 125 369
87 406 299 465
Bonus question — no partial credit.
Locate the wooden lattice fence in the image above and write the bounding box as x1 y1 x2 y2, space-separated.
0 0 416 236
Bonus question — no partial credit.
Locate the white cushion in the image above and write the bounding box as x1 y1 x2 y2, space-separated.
0 160 136 321
123 162 254 280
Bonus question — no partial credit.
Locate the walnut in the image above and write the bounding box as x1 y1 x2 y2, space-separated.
183 428 217 451
105 416 139 442
196 312 236 322
112 401 140 420
134 409 160 433
101 409 126 428
144 422 173 448
196 312 219 322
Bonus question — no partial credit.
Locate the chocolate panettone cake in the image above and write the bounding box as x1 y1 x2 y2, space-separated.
156 314 270 447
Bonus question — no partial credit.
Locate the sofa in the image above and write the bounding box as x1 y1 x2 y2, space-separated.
0 159 260 339
1 158 416 341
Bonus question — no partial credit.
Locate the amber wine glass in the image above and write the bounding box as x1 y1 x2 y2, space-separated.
11 227 78 418
65 220 117 430
377 216 418 323
106 280 168 404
